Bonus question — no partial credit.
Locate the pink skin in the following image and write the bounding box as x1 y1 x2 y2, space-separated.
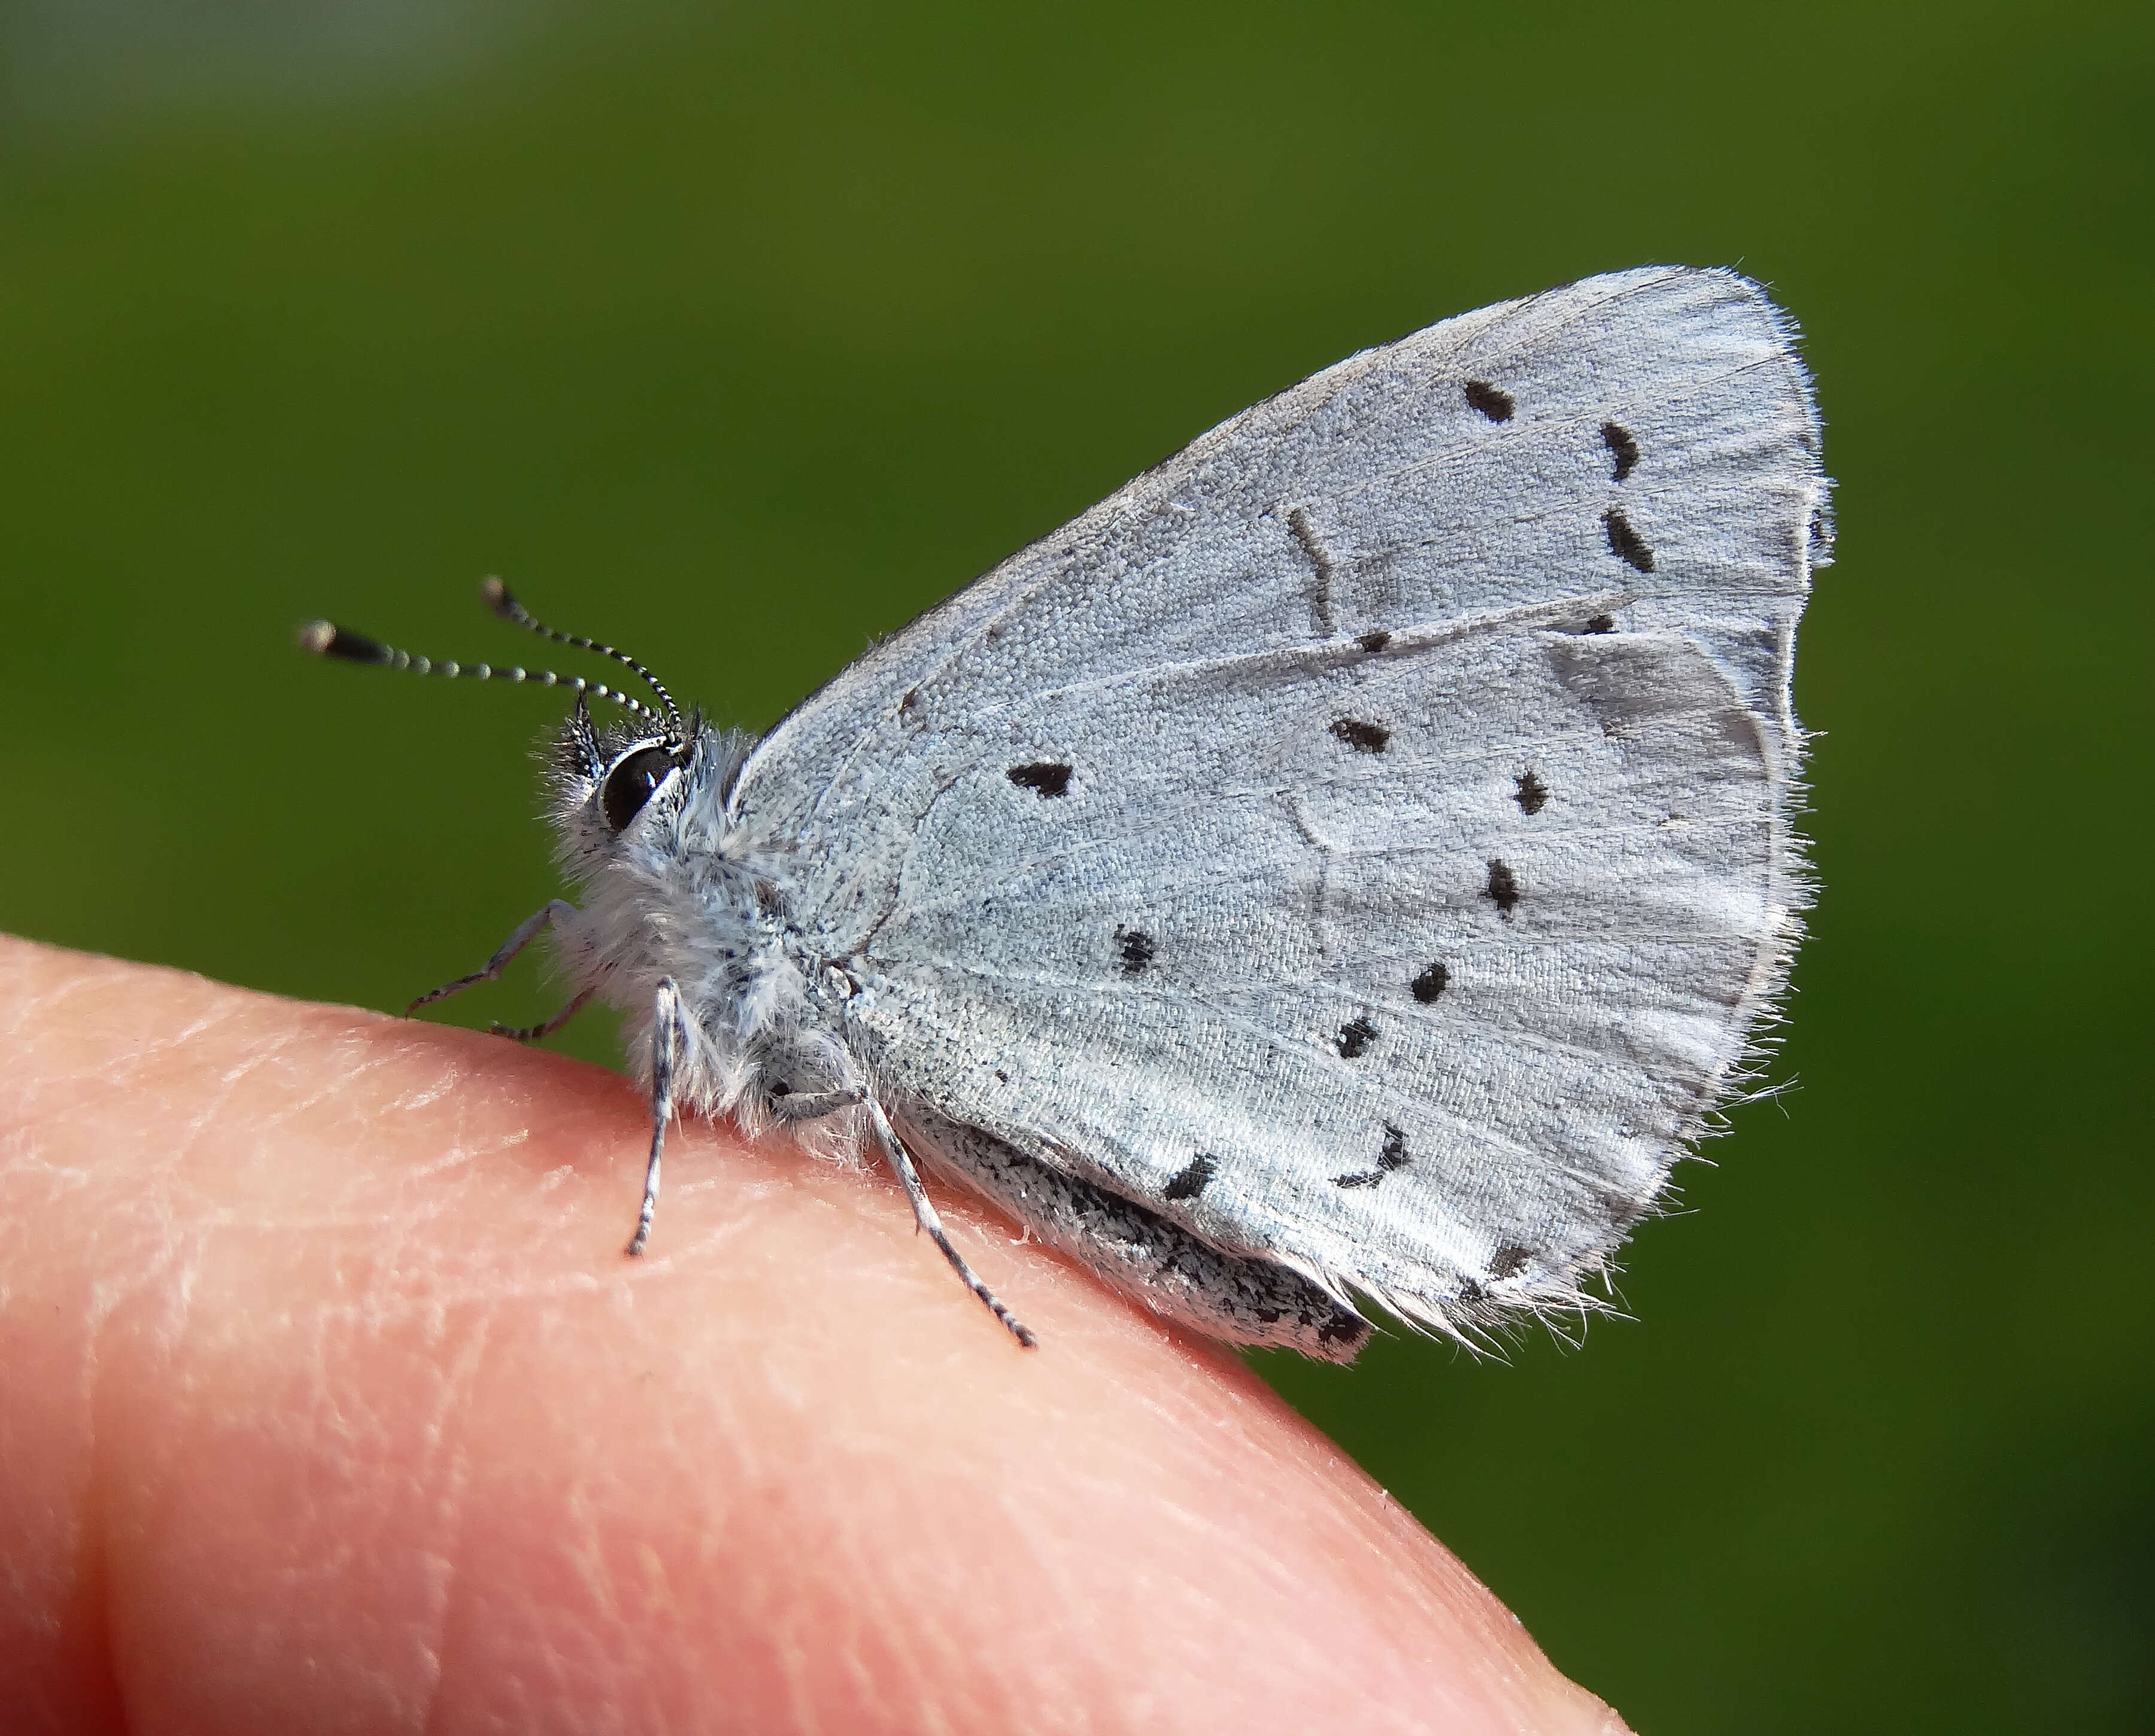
1 937 1628 1735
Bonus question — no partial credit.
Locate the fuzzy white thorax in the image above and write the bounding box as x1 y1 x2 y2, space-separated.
546 717 871 1165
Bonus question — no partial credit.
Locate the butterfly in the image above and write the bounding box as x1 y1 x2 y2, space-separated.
306 265 1830 1359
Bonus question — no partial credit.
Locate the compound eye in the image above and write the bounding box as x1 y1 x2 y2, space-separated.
599 743 678 833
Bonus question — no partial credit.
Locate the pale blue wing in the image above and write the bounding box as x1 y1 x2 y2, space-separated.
727 266 1826 1328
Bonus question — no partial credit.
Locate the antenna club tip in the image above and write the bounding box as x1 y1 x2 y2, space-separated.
479 575 516 615
301 621 393 663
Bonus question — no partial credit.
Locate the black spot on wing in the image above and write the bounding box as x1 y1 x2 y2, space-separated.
1336 1015 1377 1058
1489 1245 1531 1280
1810 505 1835 561
1514 771 1549 815
1584 613 1617 634
1318 1311 1366 1347
1007 761 1073 797
1484 860 1520 918
1379 1124 1409 1170
1601 420 1640 481
1334 1124 1410 1189
1163 1154 1217 1202
1114 927 1155 975
1410 961 1449 1003
1330 718 1390 754
1603 509 1655 573
1356 630 1391 654
1464 380 1514 421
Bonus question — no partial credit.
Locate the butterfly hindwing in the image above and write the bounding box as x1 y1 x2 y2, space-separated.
837 621 1789 1326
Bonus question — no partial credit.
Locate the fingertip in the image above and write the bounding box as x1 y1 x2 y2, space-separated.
0 939 1625 1734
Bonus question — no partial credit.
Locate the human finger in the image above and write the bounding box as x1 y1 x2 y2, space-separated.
0 937 1626 1735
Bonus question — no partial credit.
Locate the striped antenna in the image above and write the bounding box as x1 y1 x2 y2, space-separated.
479 576 682 733
298 613 669 729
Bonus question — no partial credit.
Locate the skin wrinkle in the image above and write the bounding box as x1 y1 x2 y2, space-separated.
409 1311 490 1733
1031 1471 1435 1735
0 965 102 1722
59 1160 126 1735
5 968 127 1722
431 1303 610 1729
66 973 431 1725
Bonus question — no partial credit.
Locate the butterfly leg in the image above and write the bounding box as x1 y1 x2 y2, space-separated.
866 1099 1037 1349
766 1085 866 1122
626 975 690 1257
490 988 594 1043
408 899 579 1015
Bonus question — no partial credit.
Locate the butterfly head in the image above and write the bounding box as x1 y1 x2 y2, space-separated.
550 687 689 825
544 692 732 879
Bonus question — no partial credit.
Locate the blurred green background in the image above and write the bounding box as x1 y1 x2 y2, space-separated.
4 1 2150 1729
